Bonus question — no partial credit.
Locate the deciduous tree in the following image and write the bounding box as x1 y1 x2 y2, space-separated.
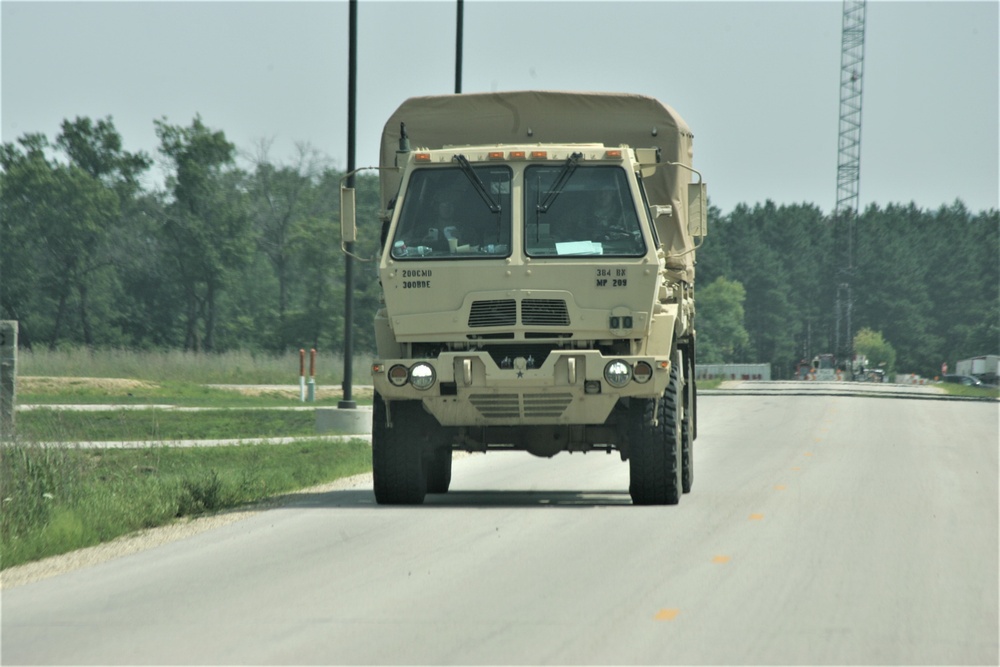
155 116 251 351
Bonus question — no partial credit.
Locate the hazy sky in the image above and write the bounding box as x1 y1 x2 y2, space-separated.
2 0 997 215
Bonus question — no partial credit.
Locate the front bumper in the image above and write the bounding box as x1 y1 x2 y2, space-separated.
372 350 670 426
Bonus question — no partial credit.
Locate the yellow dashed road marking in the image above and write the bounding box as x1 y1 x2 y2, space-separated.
655 608 680 621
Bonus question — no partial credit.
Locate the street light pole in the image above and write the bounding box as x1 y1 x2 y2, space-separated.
455 0 463 94
339 0 358 410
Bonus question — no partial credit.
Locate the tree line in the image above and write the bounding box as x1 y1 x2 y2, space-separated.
1 115 996 379
1 115 383 356
696 199 998 378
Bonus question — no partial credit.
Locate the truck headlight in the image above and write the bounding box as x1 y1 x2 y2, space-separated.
632 361 653 383
409 363 436 390
604 360 632 388
388 364 409 387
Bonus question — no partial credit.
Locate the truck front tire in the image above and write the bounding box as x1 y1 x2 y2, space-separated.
372 394 427 504
425 448 453 494
628 364 683 505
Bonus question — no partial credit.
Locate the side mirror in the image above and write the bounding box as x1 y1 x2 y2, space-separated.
341 186 357 244
688 182 707 238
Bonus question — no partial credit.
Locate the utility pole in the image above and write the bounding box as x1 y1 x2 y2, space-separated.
834 0 866 366
340 0 358 410
455 0 464 94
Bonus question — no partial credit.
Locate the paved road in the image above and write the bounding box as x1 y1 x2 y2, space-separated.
2 386 997 665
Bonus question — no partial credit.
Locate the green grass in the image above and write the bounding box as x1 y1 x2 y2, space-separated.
17 379 353 407
935 382 1000 400
1 347 379 569
0 439 372 569
13 408 319 442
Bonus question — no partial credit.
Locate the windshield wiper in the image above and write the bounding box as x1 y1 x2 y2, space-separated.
453 155 501 213
536 152 583 213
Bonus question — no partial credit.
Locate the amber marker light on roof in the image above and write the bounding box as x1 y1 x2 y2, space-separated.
509 150 526 159
414 153 431 162
530 150 548 159
604 149 623 159
488 151 505 160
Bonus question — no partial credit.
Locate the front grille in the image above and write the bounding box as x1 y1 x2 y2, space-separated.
521 299 570 326
469 393 573 420
467 298 569 329
469 394 520 419
523 393 573 418
468 299 516 328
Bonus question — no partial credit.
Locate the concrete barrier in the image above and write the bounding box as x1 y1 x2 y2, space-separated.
1 321 17 439
316 406 373 435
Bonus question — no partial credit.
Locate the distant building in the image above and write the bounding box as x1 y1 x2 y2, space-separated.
696 363 771 381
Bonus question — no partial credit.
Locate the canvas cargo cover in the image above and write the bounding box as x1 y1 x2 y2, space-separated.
380 91 698 278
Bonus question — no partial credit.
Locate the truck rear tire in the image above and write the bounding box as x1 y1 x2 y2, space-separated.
681 354 694 494
628 365 683 505
372 394 427 505
425 448 453 494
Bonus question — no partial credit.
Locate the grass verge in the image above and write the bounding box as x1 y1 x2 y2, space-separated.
0 439 372 570
14 408 319 442
935 383 1000 399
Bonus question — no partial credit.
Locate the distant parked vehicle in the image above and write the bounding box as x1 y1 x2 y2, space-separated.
941 374 985 387
954 355 999 386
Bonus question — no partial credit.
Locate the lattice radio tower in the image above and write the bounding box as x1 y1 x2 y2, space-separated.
834 0 866 360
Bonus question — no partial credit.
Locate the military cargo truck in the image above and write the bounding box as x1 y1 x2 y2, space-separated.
341 91 707 505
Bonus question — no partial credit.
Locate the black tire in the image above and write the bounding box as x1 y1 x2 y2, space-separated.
628 365 683 505
372 393 426 505
661 360 685 502
425 448 453 494
681 353 694 494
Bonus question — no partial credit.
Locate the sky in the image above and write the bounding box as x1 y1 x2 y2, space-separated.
1 0 997 215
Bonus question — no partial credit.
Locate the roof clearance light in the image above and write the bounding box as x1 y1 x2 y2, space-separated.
409 363 436 390
604 149 623 160
530 150 548 159
488 151 505 160
414 153 432 162
387 364 409 387
509 151 526 160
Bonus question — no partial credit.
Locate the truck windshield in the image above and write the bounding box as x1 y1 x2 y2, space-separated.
524 165 645 257
391 166 512 260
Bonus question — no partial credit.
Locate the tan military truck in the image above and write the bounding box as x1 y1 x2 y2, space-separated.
341 91 706 505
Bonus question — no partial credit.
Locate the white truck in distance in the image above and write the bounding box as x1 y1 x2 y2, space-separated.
341 91 707 505
955 355 1000 385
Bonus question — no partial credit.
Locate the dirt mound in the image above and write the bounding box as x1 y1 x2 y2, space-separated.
209 384 374 401
20 377 160 394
